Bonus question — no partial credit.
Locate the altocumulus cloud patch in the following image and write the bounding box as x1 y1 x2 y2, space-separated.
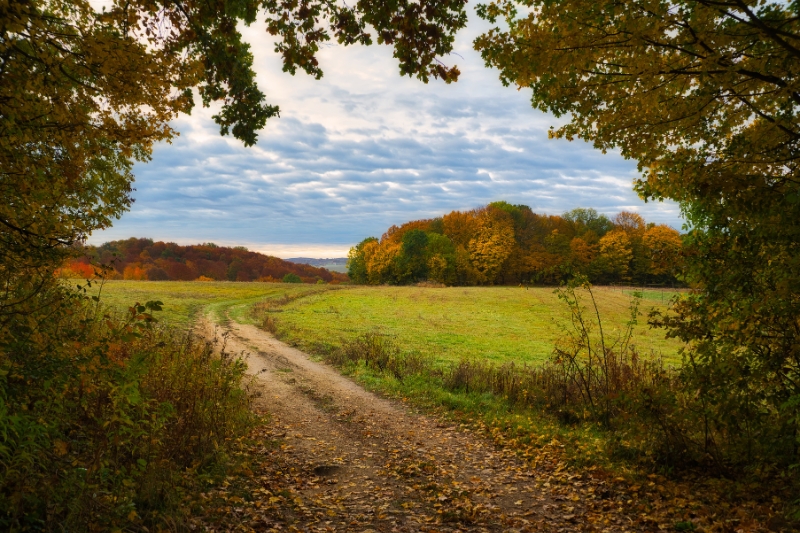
90 15 682 257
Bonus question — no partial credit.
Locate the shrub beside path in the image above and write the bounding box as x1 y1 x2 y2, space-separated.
192 315 769 532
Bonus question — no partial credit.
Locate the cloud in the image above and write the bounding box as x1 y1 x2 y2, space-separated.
89 12 683 257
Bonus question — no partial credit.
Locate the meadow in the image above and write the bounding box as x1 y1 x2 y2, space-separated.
93 281 684 365
254 285 685 365
89 280 324 326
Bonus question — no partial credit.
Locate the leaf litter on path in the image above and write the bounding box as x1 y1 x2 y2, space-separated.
188 317 776 533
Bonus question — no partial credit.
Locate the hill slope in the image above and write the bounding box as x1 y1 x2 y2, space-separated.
60 238 349 283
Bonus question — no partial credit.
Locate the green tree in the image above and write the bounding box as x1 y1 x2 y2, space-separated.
476 0 800 465
426 233 457 284
282 272 302 283
488 200 527 227
347 237 378 284
397 229 430 283
563 208 613 240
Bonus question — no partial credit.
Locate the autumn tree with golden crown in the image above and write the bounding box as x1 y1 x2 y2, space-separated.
475 0 800 468
348 203 682 286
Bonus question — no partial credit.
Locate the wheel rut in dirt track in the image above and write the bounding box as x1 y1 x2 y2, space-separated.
198 314 649 532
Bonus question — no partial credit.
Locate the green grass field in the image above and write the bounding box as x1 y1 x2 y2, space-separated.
91 281 684 364
267 285 685 365
86 280 324 327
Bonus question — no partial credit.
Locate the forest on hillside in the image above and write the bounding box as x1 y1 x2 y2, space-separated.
59 238 349 283
348 202 683 286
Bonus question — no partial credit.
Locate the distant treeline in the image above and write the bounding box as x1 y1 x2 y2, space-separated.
59 238 350 283
347 202 683 286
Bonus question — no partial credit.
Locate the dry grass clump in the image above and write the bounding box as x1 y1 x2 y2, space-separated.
326 333 427 380
441 340 670 427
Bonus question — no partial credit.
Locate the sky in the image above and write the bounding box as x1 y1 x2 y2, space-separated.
88 10 683 258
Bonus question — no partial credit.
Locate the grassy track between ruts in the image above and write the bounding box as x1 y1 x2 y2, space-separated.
263 285 685 365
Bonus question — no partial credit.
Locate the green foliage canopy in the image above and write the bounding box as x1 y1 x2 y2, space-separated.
563 208 613 239
398 229 430 282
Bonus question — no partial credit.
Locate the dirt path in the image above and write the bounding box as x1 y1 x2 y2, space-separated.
193 313 670 533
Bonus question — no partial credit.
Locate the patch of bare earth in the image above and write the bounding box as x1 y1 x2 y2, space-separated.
191 315 771 533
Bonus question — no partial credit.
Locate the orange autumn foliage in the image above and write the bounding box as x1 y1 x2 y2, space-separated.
62 238 349 283
349 203 684 286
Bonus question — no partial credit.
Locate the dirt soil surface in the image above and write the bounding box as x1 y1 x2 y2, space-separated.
194 315 771 533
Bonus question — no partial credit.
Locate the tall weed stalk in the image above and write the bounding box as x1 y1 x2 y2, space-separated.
550 277 670 426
